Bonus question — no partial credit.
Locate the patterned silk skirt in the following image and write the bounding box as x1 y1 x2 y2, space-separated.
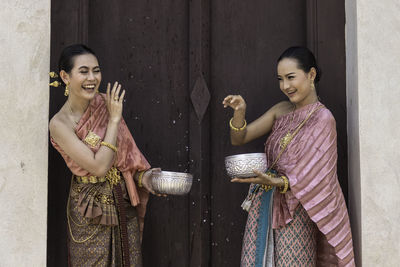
273 205 318 267
67 178 142 267
241 188 318 267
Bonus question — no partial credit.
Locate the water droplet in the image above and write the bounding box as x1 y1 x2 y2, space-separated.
226 237 230 242
197 179 200 182
203 219 207 223
217 214 221 218
192 202 195 205
210 222 214 226
172 120 176 124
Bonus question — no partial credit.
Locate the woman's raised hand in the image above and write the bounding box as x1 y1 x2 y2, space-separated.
106 82 126 124
222 95 247 111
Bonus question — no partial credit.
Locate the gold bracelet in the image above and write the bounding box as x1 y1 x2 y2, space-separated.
279 175 289 194
229 118 247 131
100 141 118 152
260 184 272 191
138 171 145 188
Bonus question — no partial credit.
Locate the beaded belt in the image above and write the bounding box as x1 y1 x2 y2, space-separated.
75 167 121 187
75 175 106 184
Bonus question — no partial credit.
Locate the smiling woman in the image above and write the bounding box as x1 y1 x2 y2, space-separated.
48 44 161 266
223 47 355 266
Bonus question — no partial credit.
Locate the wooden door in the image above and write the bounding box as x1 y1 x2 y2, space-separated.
48 1 346 266
209 1 347 266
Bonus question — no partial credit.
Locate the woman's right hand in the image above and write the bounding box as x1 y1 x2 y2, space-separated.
106 82 126 124
222 95 247 112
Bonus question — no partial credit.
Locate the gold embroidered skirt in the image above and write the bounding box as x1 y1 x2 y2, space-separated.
67 175 142 267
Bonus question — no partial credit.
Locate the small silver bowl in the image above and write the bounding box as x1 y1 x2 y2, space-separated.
151 171 193 195
225 153 267 178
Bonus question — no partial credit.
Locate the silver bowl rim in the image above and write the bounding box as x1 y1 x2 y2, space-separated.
225 152 266 161
152 170 193 179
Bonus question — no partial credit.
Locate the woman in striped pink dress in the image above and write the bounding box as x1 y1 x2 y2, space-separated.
222 47 355 266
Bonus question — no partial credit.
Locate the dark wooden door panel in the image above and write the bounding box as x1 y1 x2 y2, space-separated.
89 2 191 267
49 1 191 267
210 1 307 266
49 1 346 266
48 1 89 266
312 0 348 198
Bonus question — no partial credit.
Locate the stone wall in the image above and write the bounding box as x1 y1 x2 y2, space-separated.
346 1 400 266
0 0 50 266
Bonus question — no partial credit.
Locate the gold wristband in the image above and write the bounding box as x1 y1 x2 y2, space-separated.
260 184 272 191
100 141 118 153
279 175 289 194
229 118 247 131
138 171 145 188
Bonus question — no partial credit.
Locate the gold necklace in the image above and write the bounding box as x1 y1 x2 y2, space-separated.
68 98 102 148
279 104 321 149
66 100 80 125
279 105 296 149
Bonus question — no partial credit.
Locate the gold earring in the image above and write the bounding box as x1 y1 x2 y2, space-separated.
311 81 315 90
95 87 99 93
64 83 70 96
49 72 58 78
49 81 60 87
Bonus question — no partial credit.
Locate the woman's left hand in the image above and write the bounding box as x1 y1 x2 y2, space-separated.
141 168 167 197
231 170 283 187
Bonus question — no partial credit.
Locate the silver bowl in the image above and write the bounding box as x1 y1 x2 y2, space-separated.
151 171 193 195
225 153 267 178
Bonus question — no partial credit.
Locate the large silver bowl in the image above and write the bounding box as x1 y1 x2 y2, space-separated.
151 171 193 195
225 153 267 178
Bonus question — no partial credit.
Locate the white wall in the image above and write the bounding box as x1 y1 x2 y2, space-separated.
346 0 400 266
0 0 50 266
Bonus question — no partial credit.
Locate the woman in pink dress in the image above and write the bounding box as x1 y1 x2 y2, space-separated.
223 47 355 266
49 44 159 266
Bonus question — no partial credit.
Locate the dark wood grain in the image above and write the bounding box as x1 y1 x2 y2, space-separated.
48 1 347 266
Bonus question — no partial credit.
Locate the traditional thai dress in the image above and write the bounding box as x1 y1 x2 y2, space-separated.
241 102 355 267
51 94 150 266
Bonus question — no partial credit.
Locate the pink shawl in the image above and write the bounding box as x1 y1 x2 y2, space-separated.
51 94 150 221
265 102 355 266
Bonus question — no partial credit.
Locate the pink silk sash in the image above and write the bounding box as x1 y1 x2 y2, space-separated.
50 94 150 222
265 102 355 266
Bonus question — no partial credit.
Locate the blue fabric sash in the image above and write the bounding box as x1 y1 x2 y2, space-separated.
254 189 274 266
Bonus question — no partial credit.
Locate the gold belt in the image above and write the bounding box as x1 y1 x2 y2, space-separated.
75 167 121 187
75 175 106 184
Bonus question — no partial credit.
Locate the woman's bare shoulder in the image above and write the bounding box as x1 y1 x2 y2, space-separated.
49 109 71 137
270 101 293 119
